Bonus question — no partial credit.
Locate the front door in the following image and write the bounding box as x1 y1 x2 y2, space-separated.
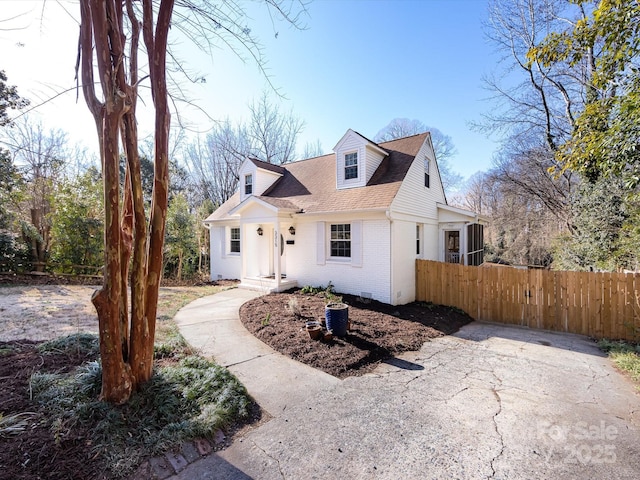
268 228 286 278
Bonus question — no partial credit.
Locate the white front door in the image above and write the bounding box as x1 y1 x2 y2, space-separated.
267 228 286 278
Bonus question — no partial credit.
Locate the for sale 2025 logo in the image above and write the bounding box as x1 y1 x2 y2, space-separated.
537 420 618 465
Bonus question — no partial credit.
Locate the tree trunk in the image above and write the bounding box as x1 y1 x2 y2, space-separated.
129 0 174 385
80 0 135 403
92 107 133 404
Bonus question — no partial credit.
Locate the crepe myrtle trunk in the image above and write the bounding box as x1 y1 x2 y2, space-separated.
79 0 174 404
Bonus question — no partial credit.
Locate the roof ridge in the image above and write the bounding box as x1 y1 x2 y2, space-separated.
249 157 286 173
377 131 429 147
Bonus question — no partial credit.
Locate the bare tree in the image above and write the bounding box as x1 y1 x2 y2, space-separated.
477 0 596 151
374 118 463 193
78 0 304 404
185 120 248 206
472 0 606 266
301 139 324 159
185 92 305 205
247 90 304 164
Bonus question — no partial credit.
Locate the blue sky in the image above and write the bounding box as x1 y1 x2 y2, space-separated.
1 0 502 179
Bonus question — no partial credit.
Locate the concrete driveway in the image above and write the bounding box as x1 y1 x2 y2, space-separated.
174 292 640 479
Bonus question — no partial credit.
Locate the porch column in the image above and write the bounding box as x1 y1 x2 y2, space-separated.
240 220 247 282
274 221 281 291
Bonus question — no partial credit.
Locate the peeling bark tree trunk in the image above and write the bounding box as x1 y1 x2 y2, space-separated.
78 0 174 404
130 0 173 385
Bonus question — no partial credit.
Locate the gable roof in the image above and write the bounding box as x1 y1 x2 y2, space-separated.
205 132 429 221
333 129 389 156
248 157 286 175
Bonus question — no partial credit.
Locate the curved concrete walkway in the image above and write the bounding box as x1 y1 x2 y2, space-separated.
172 288 640 480
174 288 340 416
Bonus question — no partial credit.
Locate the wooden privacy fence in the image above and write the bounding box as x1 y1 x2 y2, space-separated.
416 260 640 341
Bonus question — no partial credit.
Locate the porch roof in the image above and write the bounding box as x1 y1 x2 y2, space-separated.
227 195 301 216
437 203 488 223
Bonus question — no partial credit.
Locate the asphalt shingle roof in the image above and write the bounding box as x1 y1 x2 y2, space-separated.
205 132 428 221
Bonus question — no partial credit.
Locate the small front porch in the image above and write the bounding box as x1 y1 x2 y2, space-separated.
229 196 300 294
239 275 298 293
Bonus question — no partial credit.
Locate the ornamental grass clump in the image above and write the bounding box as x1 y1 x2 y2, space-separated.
29 335 252 478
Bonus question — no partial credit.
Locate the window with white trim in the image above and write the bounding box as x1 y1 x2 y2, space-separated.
424 156 430 188
330 224 351 257
244 174 253 195
344 152 358 180
230 227 240 253
416 224 421 256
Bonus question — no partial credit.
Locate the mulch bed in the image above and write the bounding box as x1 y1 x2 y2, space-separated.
0 341 102 480
240 290 473 378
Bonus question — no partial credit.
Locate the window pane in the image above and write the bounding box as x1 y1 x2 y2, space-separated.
345 152 358 179
330 224 351 257
230 228 240 253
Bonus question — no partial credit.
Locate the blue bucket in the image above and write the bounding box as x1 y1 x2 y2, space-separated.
325 303 349 337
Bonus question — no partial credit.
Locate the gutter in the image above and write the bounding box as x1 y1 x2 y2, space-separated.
293 207 388 217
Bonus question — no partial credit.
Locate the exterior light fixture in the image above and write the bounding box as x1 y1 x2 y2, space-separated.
257 226 263 236
288 226 296 235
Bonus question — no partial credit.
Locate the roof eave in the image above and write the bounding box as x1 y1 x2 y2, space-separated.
437 202 485 221
293 207 388 217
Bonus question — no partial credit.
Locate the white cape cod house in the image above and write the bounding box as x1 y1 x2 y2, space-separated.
204 129 484 305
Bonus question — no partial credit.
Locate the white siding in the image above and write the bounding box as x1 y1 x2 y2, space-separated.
209 225 241 280
335 135 366 189
423 222 439 260
390 138 446 220
238 161 256 202
285 214 392 304
254 169 282 196
390 220 418 305
364 147 385 184
238 160 282 201
334 130 388 189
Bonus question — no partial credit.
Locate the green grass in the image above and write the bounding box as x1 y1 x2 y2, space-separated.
598 339 640 385
24 284 250 478
37 333 100 357
156 285 226 321
30 351 251 477
155 323 196 359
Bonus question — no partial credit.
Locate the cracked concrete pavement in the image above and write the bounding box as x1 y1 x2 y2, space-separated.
174 290 640 479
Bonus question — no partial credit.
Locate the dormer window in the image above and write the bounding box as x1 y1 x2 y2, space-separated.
424 156 430 188
244 174 253 195
344 152 358 180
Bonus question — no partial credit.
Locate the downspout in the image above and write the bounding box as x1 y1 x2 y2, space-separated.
386 209 394 305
